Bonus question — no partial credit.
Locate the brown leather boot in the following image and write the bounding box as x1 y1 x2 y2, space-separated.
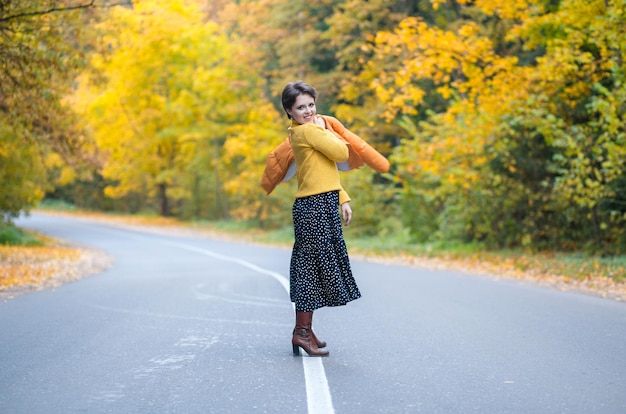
292 311 329 357
310 311 327 348
293 312 326 348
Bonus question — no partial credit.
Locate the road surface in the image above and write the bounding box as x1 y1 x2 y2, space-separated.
1 213 625 413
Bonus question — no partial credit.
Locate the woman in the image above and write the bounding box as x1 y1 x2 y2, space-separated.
281 80 361 357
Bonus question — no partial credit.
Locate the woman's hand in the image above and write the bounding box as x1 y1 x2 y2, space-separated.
341 202 352 226
314 116 326 129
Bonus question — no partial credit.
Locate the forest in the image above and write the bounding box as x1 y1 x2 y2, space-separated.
1 0 625 255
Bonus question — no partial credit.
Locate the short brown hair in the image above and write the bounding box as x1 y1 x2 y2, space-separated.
281 81 318 119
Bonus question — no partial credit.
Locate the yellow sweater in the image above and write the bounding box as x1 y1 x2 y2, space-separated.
289 120 351 205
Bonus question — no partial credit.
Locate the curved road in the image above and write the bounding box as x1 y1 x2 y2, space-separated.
1 213 625 413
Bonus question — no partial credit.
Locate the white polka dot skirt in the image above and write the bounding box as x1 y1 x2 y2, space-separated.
290 191 361 312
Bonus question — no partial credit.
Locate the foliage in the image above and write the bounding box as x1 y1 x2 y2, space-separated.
3 0 625 255
360 0 626 253
0 222 42 246
0 243 110 298
0 122 47 221
71 0 285 220
0 0 98 221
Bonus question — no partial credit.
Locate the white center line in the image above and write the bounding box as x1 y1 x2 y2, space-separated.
164 241 335 414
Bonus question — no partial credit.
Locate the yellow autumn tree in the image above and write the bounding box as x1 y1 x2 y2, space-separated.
72 0 284 219
359 0 625 250
514 0 626 249
360 15 532 241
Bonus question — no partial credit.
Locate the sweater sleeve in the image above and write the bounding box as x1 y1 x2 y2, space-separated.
339 187 351 205
301 124 349 162
323 115 390 173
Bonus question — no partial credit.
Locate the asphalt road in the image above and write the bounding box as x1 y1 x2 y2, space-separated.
1 213 625 413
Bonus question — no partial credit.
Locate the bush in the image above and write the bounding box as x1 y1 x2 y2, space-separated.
0 221 42 246
38 198 77 211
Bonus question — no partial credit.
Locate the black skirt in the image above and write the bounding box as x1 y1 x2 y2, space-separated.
290 191 361 312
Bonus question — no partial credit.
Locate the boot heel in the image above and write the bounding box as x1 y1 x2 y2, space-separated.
292 313 330 357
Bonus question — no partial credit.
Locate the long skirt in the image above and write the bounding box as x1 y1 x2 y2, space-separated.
290 190 361 312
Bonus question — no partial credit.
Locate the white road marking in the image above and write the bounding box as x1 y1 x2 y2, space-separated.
194 291 286 307
163 241 290 292
303 358 335 414
164 241 335 414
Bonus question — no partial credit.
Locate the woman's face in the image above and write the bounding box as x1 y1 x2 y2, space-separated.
287 93 316 124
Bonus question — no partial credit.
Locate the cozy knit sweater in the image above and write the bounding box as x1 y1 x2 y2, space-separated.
289 120 351 205
261 115 390 196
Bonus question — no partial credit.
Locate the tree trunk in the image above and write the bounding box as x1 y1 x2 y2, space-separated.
158 183 171 217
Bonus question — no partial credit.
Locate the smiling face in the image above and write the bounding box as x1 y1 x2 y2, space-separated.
287 93 317 125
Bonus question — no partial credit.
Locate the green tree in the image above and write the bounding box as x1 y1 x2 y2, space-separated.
0 0 99 220
359 0 626 252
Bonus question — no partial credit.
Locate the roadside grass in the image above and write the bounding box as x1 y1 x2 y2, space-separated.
36 199 77 212
10 204 626 300
250 227 625 284
0 221 43 246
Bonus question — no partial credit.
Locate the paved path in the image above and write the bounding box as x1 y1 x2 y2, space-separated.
1 213 625 413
